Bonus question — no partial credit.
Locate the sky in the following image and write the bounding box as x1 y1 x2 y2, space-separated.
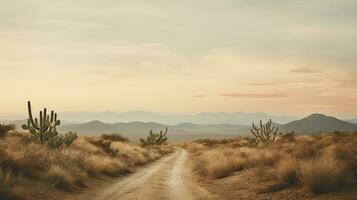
0 0 356 118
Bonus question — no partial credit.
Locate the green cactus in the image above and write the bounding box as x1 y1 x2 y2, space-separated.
22 101 61 143
47 131 78 149
140 127 168 146
250 119 278 144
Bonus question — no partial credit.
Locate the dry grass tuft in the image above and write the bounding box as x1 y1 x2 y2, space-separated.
0 170 24 200
101 133 129 142
195 149 246 179
276 156 298 185
45 165 76 191
300 156 346 194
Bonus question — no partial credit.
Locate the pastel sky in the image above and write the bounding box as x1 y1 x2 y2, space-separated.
0 0 356 118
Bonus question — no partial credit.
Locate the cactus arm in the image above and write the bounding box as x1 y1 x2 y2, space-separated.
27 101 39 130
163 127 168 136
50 111 54 122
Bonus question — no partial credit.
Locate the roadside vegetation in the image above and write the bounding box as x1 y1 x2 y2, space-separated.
184 119 357 197
0 102 173 200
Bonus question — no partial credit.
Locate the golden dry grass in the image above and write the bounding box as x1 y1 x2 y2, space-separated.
0 132 174 193
276 156 298 185
188 133 357 195
300 156 346 194
195 148 246 178
0 169 24 200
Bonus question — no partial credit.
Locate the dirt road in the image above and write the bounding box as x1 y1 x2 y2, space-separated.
75 149 215 200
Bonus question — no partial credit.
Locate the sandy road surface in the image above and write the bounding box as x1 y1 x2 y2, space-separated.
73 149 215 200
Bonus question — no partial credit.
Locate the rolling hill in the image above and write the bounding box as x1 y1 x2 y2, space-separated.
58 121 249 141
280 114 357 134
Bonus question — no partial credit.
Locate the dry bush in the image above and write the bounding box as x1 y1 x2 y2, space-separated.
0 170 24 200
45 165 76 191
194 138 219 146
0 124 15 137
195 148 246 178
334 133 357 180
194 138 242 148
83 154 129 176
276 156 298 185
181 142 207 155
0 137 51 179
300 156 346 194
101 133 129 143
86 138 118 156
301 157 343 193
193 146 285 179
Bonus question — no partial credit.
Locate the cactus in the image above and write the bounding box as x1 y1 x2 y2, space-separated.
140 128 168 146
22 101 61 143
250 119 278 144
47 132 78 149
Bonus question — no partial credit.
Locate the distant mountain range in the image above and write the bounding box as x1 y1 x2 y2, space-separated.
58 121 248 141
57 111 297 125
58 113 357 141
2 113 357 141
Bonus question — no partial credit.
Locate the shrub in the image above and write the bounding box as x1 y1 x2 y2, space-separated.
279 131 296 142
47 132 78 149
276 157 298 185
0 170 24 200
101 133 129 142
87 138 118 156
0 124 15 137
194 138 219 146
140 128 168 146
247 137 259 148
195 148 246 179
45 165 75 191
300 157 346 194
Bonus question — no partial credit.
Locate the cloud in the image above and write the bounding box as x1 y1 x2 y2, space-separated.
289 67 320 74
327 71 357 88
192 95 206 98
220 93 290 99
285 26 357 37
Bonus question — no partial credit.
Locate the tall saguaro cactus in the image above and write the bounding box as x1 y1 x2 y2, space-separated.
250 119 278 144
22 101 61 143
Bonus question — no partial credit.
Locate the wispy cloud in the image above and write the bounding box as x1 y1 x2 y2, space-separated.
220 93 290 99
286 26 357 37
192 94 206 98
289 67 320 74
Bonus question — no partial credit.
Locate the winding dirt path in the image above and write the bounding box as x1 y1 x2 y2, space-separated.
74 149 215 200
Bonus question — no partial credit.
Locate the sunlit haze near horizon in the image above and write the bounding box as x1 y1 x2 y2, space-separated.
0 0 356 119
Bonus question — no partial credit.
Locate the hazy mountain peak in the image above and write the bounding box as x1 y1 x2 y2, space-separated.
281 113 357 134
